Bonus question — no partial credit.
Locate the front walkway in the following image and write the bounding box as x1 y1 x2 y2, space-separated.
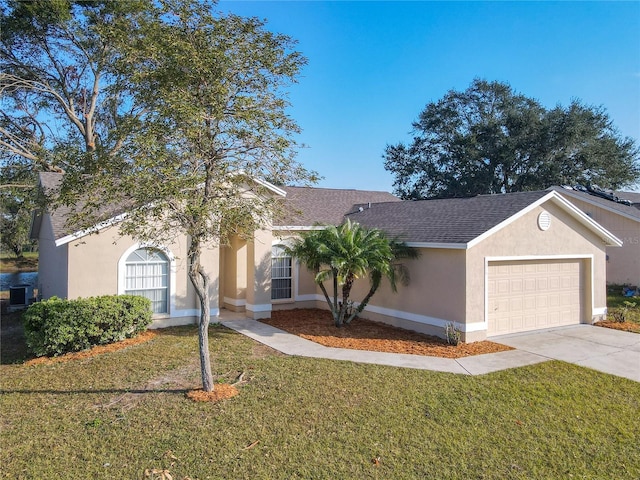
220 312 640 382
219 313 548 376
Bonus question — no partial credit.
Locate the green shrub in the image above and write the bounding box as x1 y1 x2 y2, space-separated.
22 295 152 357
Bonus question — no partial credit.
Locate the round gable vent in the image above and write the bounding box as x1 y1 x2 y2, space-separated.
538 211 551 231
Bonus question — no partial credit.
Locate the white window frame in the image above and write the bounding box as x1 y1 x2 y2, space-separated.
118 243 176 317
271 243 293 302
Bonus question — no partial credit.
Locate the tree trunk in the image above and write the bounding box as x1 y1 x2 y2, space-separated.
188 236 214 392
337 276 354 327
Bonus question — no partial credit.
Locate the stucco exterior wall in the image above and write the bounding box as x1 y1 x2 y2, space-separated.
245 228 273 319
557 196 639 286
46 219 222 328
221 236 248 311
274 244 468 338
37 215 69 300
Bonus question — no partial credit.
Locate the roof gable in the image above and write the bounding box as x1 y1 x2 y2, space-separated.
35 172 287 245
346 190 622 248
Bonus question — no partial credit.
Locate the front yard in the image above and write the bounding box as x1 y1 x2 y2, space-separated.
1 314 639 479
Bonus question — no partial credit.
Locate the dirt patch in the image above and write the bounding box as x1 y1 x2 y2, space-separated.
24 330 158 366
596 321 640 334
260 309 512 359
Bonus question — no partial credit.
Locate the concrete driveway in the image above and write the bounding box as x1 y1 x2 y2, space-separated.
491 325 640 382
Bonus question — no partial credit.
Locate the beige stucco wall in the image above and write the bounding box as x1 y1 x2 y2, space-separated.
557 195 639 286
245 228 273 319
221 236 248 311
41 216 222 328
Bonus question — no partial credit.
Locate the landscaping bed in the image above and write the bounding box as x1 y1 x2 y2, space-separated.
261 308 513 358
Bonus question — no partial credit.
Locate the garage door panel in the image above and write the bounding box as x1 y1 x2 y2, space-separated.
488 259 583 336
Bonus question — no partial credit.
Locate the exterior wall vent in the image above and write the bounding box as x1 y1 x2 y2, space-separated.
538 211 551 231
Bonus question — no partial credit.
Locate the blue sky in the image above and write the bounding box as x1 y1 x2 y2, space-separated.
219 1 640 192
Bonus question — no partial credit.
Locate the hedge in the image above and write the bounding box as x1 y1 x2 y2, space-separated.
23 295 153 357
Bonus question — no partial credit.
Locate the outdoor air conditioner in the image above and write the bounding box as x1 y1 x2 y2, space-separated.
9 284 34 310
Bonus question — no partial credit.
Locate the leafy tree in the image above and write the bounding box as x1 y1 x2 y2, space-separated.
0 162 36 257
287 220 418 327
2 0 317 392
1 0 148 257
384 79 640 199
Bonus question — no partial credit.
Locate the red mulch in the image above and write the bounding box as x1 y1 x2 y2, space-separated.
260 309 513 359
186 384 239 402
24 330 158 366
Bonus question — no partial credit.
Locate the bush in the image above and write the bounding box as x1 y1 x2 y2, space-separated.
23 295 152 357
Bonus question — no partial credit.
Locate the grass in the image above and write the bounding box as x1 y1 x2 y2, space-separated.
1 314 639 479
0 251 38 273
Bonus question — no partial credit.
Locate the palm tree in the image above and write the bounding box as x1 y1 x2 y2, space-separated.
286 219 419 327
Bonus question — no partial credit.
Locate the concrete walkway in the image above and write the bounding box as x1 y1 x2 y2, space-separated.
219 315 547 376
220 314 640 382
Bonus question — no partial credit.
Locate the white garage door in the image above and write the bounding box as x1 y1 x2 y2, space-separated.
487 259 583 336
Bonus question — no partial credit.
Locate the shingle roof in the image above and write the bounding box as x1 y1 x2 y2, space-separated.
36 172 132 240
344 190 551 244
548 186 640 222
275 186 400 226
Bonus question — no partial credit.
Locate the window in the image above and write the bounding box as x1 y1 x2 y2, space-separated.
271 245 292 300
125 248 169 314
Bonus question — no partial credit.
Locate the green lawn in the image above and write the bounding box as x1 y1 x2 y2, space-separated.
1 318 639 479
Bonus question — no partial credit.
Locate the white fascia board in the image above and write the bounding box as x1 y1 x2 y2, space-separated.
555 188 640 224
273 226 328 231
405 242 467 250
54 212 128 247
251 177 287 197
467 191 622 249
550 193 623 247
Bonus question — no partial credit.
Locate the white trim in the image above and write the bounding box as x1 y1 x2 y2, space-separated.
117 243 176 315
55 213 128 247
170 308 220 318
484 255 596 334
246 303 272 313
251 177 287 197
295 293 322 302
554 188 640 224
405 242 468 249
361 303 480 332
592 307 607 316
273 226 327 231
286 293 482 333
223 297 246 307
550 193 623 247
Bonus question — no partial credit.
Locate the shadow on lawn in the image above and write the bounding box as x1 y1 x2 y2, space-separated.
0 387 190 396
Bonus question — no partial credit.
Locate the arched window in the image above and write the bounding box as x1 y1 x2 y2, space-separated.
271 245 292 300
125 248 169 314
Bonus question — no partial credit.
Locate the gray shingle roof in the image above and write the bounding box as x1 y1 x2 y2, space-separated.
344 190 551 244
36 172 132 240
276 186 400 226
548 186 640 222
